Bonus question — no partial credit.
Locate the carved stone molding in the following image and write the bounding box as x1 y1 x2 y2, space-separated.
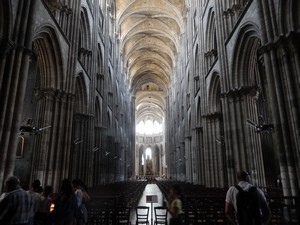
194 75 199 81
202 111 222 119
222 86 257 98
232 4 242 13
204 49 217 57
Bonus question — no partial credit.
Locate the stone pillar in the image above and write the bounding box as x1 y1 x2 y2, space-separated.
0 0 37 192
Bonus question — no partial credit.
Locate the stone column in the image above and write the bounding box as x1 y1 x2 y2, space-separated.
0 0 37 192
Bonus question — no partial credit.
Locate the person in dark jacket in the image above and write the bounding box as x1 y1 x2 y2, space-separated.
52 179 78 225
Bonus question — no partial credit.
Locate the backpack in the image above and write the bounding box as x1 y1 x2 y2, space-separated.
235 185 261 225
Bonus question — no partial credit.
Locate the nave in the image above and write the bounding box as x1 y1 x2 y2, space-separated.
86 180 300 225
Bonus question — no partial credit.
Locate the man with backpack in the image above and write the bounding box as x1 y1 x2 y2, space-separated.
225 171 272 225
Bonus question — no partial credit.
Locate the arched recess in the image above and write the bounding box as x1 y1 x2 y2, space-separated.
107 67 114 107
195 96 204 185
96 43 104 89
231 23 277 186
205 72 225 187
70 73 89 181
17 26 66 189
93 96 102 185
194 45 200 93
78 6 92 71
204 7 217 74
74 73 88 114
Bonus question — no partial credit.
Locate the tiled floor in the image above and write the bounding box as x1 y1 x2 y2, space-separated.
130 183 167 224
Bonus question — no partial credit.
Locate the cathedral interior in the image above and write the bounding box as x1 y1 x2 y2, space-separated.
0 0 300 204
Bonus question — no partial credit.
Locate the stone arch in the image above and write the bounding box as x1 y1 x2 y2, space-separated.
196 96 201 126
206 7 217 52
97 43 104 74
208 72 221 114
204 7 217 72
33 25 64 90
231 23 261 88
21 25 68 188
107 109 112 130
79 6 92 50
95 96 102 127
194 45 200 93
231 22 278 186
108 67 113 92
75 73 88 115
205 71 226 186
78 6 92 71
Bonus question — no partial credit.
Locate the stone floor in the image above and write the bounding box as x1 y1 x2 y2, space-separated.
130 183 168 224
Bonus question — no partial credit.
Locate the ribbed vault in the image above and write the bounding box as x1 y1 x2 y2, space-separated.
116 0 184 123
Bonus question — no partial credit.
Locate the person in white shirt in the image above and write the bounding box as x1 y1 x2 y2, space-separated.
225 171 271 225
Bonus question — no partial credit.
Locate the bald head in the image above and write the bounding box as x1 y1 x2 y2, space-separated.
5 176 21 192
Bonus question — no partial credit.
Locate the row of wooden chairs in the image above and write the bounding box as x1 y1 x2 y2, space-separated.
87 205 168 225
88 180 147 207
86 181 148 224
156 180 300 225
86 179 300 225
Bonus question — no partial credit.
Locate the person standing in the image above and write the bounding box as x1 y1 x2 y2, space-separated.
52 179 78 225
35 185 53 225
225 171 272 225
27 180 42 225
0 176 31 225
72 179 89 225
167 184 184 225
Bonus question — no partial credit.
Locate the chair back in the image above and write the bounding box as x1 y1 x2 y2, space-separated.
154 206 168 224
136 206 149 224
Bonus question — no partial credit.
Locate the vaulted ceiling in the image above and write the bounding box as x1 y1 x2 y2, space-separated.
115 0 185 124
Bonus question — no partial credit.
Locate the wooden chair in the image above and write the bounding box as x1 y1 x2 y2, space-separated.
135 206 150 224
116 206 131 225
154 206 168 225
87 207 110 225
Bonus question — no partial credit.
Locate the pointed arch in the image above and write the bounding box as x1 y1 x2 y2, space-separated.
206 7 217 52
75 73 88 114
79 6 92 50
204 7 218 73
33 26 64 90
196 96 202 126
97 43 104 74
95 96 102 127
208 72 221 114
231 23 261 88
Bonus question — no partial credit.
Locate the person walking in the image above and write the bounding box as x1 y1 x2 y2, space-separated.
0 176 31 225
225 171 271 225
